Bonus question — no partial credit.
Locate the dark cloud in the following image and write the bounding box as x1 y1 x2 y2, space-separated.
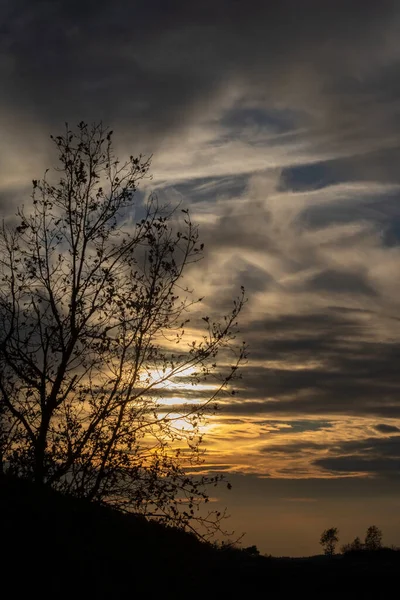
316 456 400 475
283 162 340 191
223 400 400 419
1 0 399 155
261 441 323 454
263 435 400 457
305 269 377 296
266 420 334 434
314 435 400 477
335 435 400 455
374 424 400 434
299 191 400 232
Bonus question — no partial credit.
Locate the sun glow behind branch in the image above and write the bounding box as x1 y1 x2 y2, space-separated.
140 364 220 402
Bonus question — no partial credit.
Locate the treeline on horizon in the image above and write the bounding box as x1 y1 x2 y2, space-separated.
319 525 400 558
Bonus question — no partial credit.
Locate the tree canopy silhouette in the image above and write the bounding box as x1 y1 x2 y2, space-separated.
365 525 383 551
341 536 363 554
0 122 246 538
320 527 339 556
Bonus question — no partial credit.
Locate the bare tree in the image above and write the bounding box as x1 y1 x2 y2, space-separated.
0 122 246 538
320 527 339 556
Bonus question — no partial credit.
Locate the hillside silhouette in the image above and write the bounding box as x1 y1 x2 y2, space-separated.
2 475 400 597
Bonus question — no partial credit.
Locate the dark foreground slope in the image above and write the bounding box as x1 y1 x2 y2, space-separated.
1 476 399 598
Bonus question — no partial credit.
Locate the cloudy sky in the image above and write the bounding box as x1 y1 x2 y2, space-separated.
2 0 400 555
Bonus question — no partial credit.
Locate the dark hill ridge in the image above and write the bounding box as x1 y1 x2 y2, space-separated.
1 476 399 597
1 476 219 589
1 475 263 595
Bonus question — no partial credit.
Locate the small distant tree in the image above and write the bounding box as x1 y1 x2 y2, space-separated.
351 536 364 551
365 525 383 551
341 536 363 554
320 527 339 556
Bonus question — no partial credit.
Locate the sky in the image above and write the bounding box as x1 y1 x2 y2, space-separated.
2 0 400 555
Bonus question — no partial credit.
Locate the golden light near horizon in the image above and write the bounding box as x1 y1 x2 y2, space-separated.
151 365 220 395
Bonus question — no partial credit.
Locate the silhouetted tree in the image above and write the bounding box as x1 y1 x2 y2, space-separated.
341 536 364 554
365 525 383 551
320 527 339 556
0 122 246 538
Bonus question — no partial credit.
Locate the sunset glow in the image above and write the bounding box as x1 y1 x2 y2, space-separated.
2 0 400 556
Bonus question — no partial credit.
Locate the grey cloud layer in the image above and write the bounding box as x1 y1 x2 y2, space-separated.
315 435 400 477
1 1 399 153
